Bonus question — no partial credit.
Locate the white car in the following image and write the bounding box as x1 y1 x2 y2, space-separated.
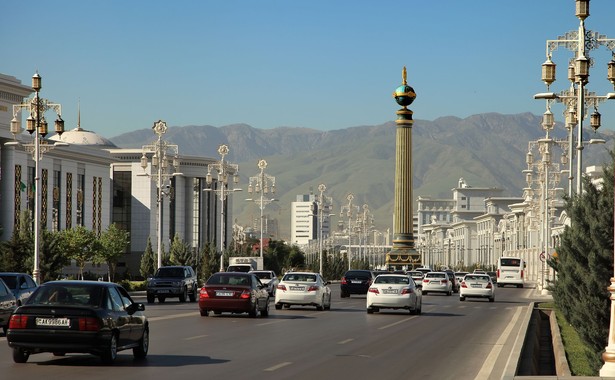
459 273 495 302
366 274 422 315
275 272 331 311
421 272 452 296
249 270 279 296
407 271 425 287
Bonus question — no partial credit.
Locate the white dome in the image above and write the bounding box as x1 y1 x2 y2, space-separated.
48 127 117 147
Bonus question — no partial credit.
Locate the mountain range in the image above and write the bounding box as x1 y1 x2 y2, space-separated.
109 112 614 241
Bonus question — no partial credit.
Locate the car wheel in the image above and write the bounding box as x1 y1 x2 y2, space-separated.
213 311 222 315
497 283 503 288
133 327 149 359
423 291 428 296
489 297 495 302
316 296 325 311
325 295 331 310
283 304 291 309
367 307 374 314
101 334 118 365
179 287 187 302
147 294 155 304
189 287 197 302
460 296 465 301
261 300 270 317
447 290 452 296
2 325 7 335
340 291 348 298
158 296 166 303
275 303 282 310
248 303 258 318
12 348 29 363
200 309 209 316
417 301 422 315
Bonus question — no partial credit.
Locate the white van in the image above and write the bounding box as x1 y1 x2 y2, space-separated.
497 257 525 288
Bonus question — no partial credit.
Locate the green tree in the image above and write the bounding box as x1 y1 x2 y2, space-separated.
0 211 33 273
549 152 614 371
38 229 70 282
169 233 194 266
98 223 130 282
59 226 101 280
140 237 156 279
199 242 219 283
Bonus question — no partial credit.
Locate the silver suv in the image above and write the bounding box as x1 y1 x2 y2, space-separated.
146 266 198 303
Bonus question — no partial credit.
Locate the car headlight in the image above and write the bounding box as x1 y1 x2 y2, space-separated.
172 281 182 287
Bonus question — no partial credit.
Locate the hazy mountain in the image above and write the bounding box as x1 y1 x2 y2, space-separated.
110 113 614 241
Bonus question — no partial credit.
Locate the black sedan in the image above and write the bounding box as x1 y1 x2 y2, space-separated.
0 278 18 334
7 280 148 365
199 272 270 317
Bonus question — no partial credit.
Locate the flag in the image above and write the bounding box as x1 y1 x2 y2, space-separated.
20 181 26 192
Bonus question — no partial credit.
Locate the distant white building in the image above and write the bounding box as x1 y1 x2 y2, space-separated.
290 194 331 246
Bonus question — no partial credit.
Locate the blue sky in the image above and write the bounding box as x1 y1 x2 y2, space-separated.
3 0 615 138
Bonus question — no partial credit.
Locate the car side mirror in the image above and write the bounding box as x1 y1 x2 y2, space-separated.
127 303 145 314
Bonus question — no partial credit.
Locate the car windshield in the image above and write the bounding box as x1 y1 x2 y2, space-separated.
426 273 445 279
155 267 184 278
465 275 490 282
252 272 272 279
0 275 16 288
283 274 316 282
345 271 371 279
375 276 410 284
28 284 106 307
408 272 422 277
207 274 250 286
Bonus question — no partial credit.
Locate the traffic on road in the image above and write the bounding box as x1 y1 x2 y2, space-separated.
0 276 538 380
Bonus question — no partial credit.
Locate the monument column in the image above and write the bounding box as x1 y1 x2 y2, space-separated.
386 67 420 269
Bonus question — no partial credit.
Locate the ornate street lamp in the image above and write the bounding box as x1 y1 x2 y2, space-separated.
246 159 276 259
139 120 182 269
205 144 241 272
6 72 67 284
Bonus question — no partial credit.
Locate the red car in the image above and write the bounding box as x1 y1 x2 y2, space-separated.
199 272 270 318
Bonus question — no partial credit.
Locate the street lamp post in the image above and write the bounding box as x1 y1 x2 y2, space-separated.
316 184 332 275
247 159 276 259
536 0 615 196
6 72 66 284
205 144 241 272
340 193 357 270
139 120 181 270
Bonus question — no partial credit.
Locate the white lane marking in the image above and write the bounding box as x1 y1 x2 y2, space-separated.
473 306 523 380
264 361 293 371
149 311 200 321
338 338 354 344
185 334 208 340
378 316 417 330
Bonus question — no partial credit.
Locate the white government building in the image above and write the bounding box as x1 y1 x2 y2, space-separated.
0 73 234 279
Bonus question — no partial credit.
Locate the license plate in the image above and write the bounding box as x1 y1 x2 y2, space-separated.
36 318 70 327
157 289 170 293
471 284 482 288
382 289 398 294
289 286 305 291
351 280 362 284
216 291 234 297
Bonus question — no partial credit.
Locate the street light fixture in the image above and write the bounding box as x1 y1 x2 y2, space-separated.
204 144 241 272
139 120 182 270
340 193 358 270
246 159 276 259
315 184 333 275
536 0 615 196
5 72 66 284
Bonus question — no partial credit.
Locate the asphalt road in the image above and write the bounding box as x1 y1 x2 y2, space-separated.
0 284 540 380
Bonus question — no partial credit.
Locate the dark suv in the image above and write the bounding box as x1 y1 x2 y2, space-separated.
340 270 375 298
146 266 198 303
